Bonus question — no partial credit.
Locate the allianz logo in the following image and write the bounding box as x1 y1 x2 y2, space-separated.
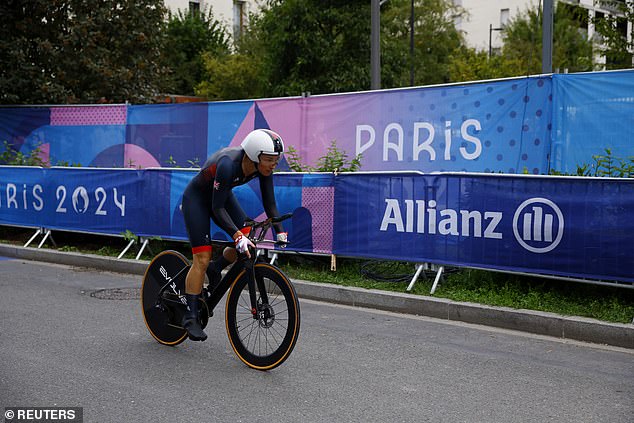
380 197 564 253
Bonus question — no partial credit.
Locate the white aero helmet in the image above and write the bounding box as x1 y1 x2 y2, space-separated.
241 129 284 163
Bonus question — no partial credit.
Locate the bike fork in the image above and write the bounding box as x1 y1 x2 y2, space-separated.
244 260 269 319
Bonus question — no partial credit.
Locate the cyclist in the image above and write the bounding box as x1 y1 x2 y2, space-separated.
180 129 288 341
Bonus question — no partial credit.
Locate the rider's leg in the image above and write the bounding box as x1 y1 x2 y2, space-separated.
205 247 234 290
186 249 211 294
182 249 211 341
208 193 247 280
180 185 213 341
208 249 232 274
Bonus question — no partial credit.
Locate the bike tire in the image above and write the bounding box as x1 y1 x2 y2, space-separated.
225 263 300 371
141 250 190 346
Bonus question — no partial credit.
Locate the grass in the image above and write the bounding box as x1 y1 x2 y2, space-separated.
1 226 633 324
278 255 634 324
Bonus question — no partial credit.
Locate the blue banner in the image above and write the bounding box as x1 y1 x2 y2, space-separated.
1 167 633 283
2 70 634 175
551 70 634 174
0 166 145 236
333 173 634 282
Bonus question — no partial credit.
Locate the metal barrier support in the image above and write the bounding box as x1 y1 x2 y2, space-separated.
135 237 153 260
118 239 136 259
407 263 426 292
430 266 445 295
37 229 56 249
23 228 56 249
24 228 44 248
407 263 444 294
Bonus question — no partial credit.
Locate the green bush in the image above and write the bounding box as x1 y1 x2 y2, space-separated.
0 141 49 167
286 140 361 173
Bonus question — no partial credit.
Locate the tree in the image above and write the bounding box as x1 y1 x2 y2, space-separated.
164 7 230 96
197 0 467 100
198 0 372 99
250 0 373 97
593 0 634 69
500 2 594 75
196 52 267 100
0 0 170 104
380 0 466 87
449 47 524 82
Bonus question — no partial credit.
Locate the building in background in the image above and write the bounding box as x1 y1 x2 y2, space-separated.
454 0 632 69
163 0 261 42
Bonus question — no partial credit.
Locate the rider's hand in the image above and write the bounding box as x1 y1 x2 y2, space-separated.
276 232 288 248
234 234 254 257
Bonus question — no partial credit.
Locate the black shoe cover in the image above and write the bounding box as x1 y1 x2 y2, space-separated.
183 318 207 341
183 293 207 342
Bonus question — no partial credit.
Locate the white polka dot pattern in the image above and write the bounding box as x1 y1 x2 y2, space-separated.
50 106 127 126
302 186 334 253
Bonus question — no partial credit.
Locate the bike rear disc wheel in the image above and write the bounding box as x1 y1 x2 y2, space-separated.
141 250 190 346
225 263 300 371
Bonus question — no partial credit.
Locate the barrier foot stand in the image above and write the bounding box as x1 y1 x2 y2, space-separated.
118 239 136 259
135 238 150 260
430 266 445 295
24 228 43 248
48 231 57 247
37 229 55 249
270 253 278 265
407 264 426 292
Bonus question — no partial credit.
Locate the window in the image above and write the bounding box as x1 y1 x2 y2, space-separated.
189 1 200 15
500 8 509 27
233 1 246 41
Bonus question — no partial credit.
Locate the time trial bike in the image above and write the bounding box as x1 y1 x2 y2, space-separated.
140 213 300 371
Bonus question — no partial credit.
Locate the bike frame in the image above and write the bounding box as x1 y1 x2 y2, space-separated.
156 215 288 319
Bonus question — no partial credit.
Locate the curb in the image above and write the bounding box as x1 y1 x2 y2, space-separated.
1 243 632 350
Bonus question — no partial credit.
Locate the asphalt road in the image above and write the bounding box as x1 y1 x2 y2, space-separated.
1 258 632 423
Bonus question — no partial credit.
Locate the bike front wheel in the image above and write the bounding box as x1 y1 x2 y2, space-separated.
225 263 300 371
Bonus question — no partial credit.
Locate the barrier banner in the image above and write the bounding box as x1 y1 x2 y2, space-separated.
0 167 334 254
0 166 146 236
0 105 127 167
333 173 634 282
163 170 334 253
0 75 554 174
551 70 634 174
0 166 48 228
2 166 633 283
288 77 552 174
4 70 634 176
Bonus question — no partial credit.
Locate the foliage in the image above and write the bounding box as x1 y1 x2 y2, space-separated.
197 51 268 100
164 7 230 96
550 149 634 177
164 155 201 168
0 0 170 104
593 1 634 69
199 0 372 99
121 230 138 243
197 0 467 99
280 256 634 324
380 0 466 87
591 148 634 177
286 140 361 173
0 141 49 167
256 0 373 96
449 47 524 82
451 1 598 82
500 2 595 75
